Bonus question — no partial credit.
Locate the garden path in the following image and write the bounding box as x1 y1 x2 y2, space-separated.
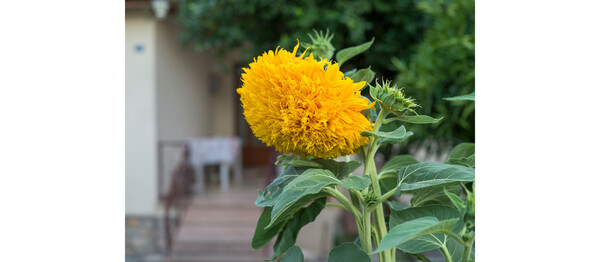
166 168 273 262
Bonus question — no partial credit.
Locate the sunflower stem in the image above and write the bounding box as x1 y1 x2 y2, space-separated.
361 108 393 262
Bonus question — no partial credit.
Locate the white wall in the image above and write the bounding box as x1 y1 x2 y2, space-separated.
125 11 158 215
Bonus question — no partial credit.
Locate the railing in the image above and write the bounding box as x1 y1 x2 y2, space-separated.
158 140 194 250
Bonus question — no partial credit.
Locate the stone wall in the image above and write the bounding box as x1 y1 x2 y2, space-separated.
125 215 176 262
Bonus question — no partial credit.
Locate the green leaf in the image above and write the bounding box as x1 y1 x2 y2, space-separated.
380 155 420 177
346 67 376 91
283 159 323 168
335 37 374 67
369 84 381 104
327 242 371 262
445 143 475 168
395 162 475 195
379 155 419 194
311 159 362 180
276 157 362 180
268 193 328 230
339 175 372 191
255 165 308 207
444 188 466 212
387 200 409 211
410 184 462 207
268 169 370 228
444 92 475 101
252 206 288 249
272 199 325 260
447 143 475 159
343 68 357 76
361 125 413 145
391 115 443 124
445 155 475 168
280 246 304 262
390 205 464 235
374 216 459 253
446 236 473 262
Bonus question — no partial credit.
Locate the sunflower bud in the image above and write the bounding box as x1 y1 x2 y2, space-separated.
369 80 418 114
301 29 335 61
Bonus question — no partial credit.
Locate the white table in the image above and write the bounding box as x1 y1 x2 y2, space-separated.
187 137 242 194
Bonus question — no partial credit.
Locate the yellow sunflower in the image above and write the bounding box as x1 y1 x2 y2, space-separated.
237 43 373 158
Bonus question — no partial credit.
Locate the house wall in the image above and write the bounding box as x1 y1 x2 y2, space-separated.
155 18 213 141
210 52 238 137
126 11 239 214
125 11 158 216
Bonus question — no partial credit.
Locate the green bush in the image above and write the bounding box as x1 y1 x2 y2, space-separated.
393 0 475 146
176 0 425 79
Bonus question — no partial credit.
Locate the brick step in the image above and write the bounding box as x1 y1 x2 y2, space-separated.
180 207 262 221
166 254 268 262
171 242 267 253
175 226 256 243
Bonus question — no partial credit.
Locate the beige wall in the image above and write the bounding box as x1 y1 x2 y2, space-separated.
210 52 239 137
155 18 213 140
125 11 158 215
126 11 239 215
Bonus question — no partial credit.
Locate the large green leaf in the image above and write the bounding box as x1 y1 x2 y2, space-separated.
410 184 462 207
380 155 420 177
389 205 463 232
447 143 475 159
346 67 376 91
335 37 374 67
446 237 474 262
361 125 413 146
271 199 326 260
276 157 362 180
395 162 475 195
267 193 327 230
391 115 443 124
327 242 371 262
268 169 370 228
379 155 419 194
256 165 308 207
444 92 475 101
374 216 459 253
445 143 475 168
252 206 288 249
311 159 362 180
280 246 304 262
445 155 475 168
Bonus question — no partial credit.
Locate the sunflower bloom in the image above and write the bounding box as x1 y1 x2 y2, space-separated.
237 43 373 158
